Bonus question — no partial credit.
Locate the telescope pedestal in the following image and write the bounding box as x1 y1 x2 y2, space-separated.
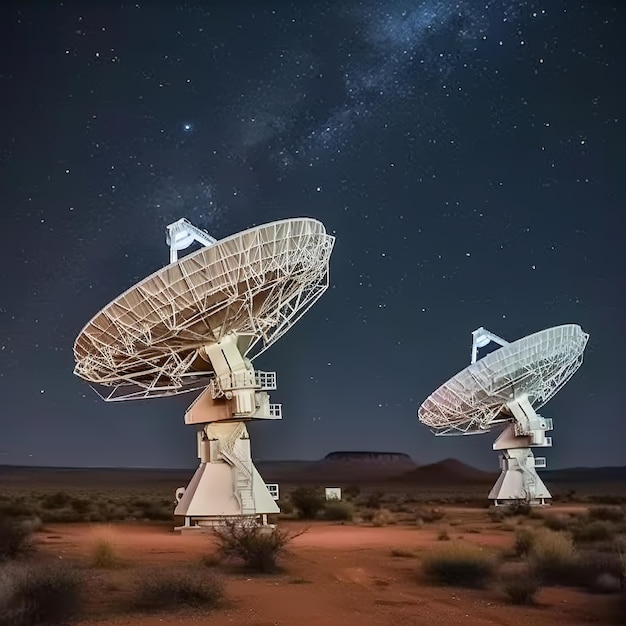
173 334 281 531
174 421 279 530
489 395 553 506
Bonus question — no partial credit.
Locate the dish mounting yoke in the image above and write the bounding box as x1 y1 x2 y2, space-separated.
471 327 552 506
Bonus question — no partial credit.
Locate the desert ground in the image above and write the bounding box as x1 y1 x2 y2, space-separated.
1 462 625 625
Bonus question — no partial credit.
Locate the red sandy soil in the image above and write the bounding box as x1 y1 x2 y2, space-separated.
33 510 619 626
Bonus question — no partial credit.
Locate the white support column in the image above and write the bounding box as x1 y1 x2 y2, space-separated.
488 395 553 505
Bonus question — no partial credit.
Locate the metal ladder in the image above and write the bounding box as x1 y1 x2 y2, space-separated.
220 424 255 515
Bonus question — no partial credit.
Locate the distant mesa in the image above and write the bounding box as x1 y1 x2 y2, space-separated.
287 450 418 484
393 458 496 484
323 451 415 463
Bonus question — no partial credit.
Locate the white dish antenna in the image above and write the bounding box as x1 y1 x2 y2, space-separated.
73 217 335 529
418 324 589 505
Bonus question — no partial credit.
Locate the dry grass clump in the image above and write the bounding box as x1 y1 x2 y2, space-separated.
541 513 572 531
437 529 450 541
0 516 32 562
499 562 541 604
421 542 496 588
572 520 616 544
323 501 354 522
0 562 82 626
87 526 124 569
390 549 414 558
372 509 394 527
415 507 444 523
527 529 578 585
213 520 306 573
133 569 223 612
588 506 624 523
512 527 536 557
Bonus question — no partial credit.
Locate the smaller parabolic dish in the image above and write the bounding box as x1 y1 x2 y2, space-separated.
73 218 334 399
418 324 589 435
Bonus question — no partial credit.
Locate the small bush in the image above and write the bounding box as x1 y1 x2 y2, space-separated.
500 563 541 604
575 550 624 592
40 492 71 510
390 549 414 558
213 521 306 573
437 529 450 541
323 501 354 522
372 509 394 527
364 492 383 509
343 485 361 499
588 506 624 523
513 528 536 557
528 529 578 585
415 507 444 523
421 542 495 588
133 570 223 612
0 562 82 625
573 520 615 544
277 499 294 515
0 517 32 561
506 500 532 517
488 508 505 523
542 514 571 531
89 539 121 569
290 487 325 520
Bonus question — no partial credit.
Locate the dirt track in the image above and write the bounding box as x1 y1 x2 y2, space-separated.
35 519 618 626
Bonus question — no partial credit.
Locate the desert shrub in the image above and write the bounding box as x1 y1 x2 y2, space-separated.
133 570 223 612
372 509 394 527
0 517 32 561
343 485 361 499
415 507 444 523
572 520 615 544
421 542 495 588
528 529 578 585
588 506 624 523
323 501 354 522
290 487 325 520
513 527 536 557
575 550 624 592
40 492 71 510
488 508 505 523
69 498 91 516
542 513 571 531
437 529 450 541
213 521 306 573
364 492 383 509
132 500 172 521
0 562 81 626
500 563 541 604
277 499 293 515
89 539 121 569
390 549 414 558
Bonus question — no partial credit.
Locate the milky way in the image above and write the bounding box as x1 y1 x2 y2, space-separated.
0 0 624 469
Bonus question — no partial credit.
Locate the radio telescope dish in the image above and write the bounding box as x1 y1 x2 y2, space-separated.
418 324 589 505
73 217 335 529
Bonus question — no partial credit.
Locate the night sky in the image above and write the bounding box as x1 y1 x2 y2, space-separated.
1 1 624 471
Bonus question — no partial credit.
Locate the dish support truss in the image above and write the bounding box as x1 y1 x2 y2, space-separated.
174 332 281 530
74 218 334 402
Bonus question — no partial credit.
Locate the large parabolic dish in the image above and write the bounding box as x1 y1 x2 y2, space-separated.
74 218 335 401
418 324 589 505
73 217 335 529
